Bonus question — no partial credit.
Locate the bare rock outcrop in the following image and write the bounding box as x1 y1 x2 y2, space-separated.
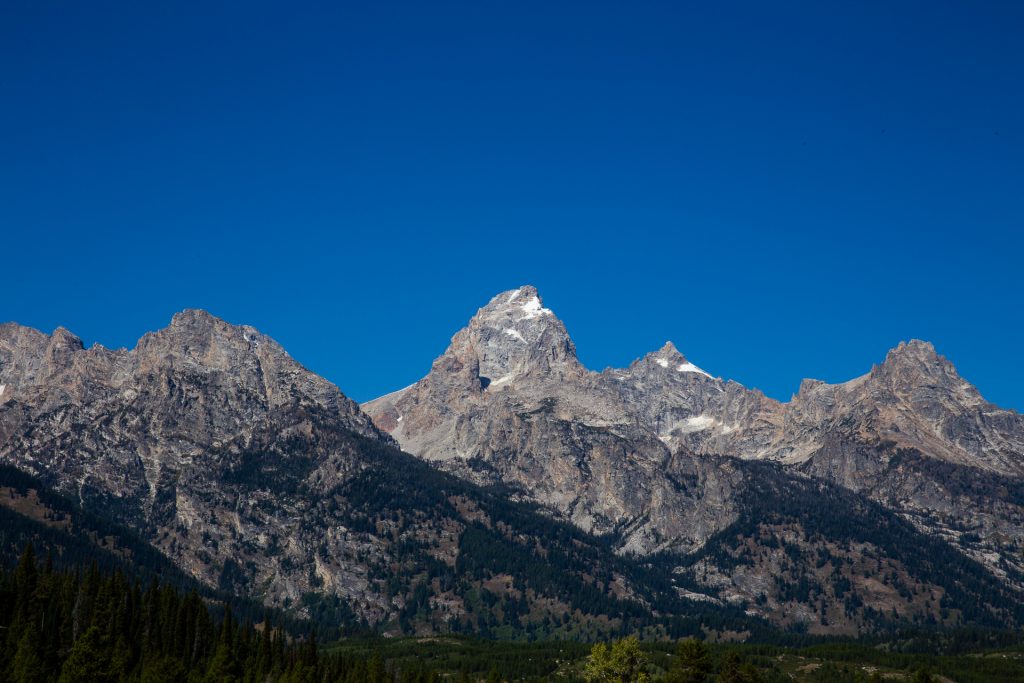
365 286 1024 585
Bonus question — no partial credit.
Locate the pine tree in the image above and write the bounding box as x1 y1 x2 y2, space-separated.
666 638 712 683
11 544 39 641
140 656 186 683
203 606 240 683
368 650 385 683
10 623 46 683
58 625 111 683
717 652 763 683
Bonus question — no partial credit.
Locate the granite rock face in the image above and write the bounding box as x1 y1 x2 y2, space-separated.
0 311 398 615
365 286 1024 583
3 292 1023 634
365 288 751 555
3 310 742 632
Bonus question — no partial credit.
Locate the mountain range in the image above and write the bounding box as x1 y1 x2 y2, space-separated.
2 287 1022 638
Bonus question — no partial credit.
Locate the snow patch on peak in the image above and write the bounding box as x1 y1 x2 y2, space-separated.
677 362 712 378
507 288 523 304
655 358 670 368
519 296 552 320
503 328 526 343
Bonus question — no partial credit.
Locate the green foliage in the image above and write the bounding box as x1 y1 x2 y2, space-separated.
0 543 396 682
10 623 46 683
139 657 186 683
665 638 711 683
583 636 651 683
911 669 934 683
322 433 768 640
324 633 1024 683
677 459 1024 631
716 652 764 683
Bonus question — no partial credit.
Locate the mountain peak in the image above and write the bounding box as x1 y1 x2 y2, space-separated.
641 341 712 377
657 340 681 357
50 326 84 351
886 339 938 361
481 285 553 320
879 339 951 376
159 309 273 349
867 339 989 413
420 286 582 393
466 286 564 342
168 308 224 330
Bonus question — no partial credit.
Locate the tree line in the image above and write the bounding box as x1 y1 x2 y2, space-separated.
0 543 435 683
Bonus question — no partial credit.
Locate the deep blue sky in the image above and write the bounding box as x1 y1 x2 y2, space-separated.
2 2 1022 408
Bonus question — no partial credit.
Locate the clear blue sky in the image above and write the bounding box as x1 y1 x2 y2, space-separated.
2 2 1022 408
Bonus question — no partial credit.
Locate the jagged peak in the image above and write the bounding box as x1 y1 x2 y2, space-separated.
886 339 938 361
463 285 569 347
498 285 536 304
878 339 956 377
169 307 225 329
655 340 682 358
50 326 84 350
128 309 287 368
478 285 554 321
641 340 713 378
792 340 977 403
164 309 267 343
646 341 685 365
431 285 581 386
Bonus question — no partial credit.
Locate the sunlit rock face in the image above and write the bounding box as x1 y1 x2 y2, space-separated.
3 290 1023 634
366 286 1024 577
0 312 394 614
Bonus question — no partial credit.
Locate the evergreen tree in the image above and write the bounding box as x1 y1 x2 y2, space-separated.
666 638 712 683
140 656 187 683
10 624 46 683
368 649 385 683
58 625 111 683
717 652 763 683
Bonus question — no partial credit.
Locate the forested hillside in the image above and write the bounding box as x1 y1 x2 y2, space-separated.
673 461 1024 634
0 544 416 682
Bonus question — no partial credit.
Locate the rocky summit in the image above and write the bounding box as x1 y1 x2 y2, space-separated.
0 311 393 609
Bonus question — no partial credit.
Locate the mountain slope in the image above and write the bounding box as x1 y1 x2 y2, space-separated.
3 299 1022 637
0 311 758 637
364 286 1024 614
677 460 1024 635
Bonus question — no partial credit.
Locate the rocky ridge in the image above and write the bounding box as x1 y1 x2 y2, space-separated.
3 295 1023 635
0 310 758 636
364 286 1024 599
0 311 394 609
